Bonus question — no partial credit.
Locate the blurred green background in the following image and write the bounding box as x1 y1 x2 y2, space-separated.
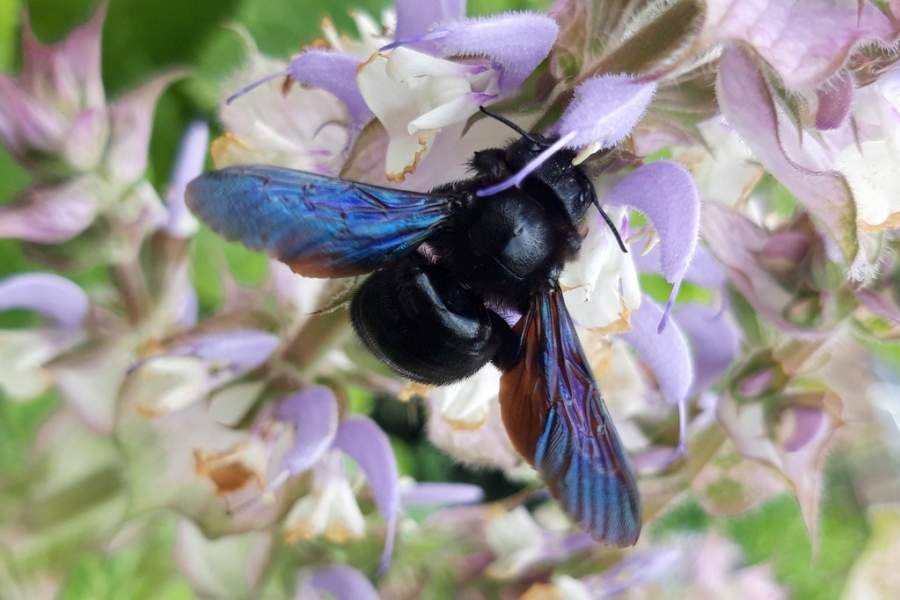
0 1 873 598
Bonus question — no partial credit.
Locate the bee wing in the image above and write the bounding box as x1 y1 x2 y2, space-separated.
499 286 641 546
186 165 455 278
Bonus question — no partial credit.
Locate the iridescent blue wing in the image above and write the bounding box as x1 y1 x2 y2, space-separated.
499 287 641 546
186 165 455 277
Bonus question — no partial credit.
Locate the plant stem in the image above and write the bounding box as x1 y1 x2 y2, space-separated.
281 307 353 377
111 260 148 324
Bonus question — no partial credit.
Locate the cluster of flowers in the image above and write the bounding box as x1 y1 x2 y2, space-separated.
2 0 900 597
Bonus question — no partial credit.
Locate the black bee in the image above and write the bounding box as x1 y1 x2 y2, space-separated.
186 109 641 546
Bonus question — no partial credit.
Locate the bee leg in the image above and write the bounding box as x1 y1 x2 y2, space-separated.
489 311 524 372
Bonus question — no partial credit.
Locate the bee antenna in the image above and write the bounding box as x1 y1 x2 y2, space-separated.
479 106 542 145
590 189 628 254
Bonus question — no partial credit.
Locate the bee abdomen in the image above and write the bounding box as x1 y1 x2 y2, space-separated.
350 257 501 385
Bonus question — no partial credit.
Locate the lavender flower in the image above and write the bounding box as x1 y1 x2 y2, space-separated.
0 273 88 399
0 4 184 250
3 1 900 598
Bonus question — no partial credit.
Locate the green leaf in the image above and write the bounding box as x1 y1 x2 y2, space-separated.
57 517 200 600
190 226 226 315
224 238 268 286
0 391 59 480
0 0 18 71
639 272 715 306
650 497 710 536
0 146 31 203
469 0 551 14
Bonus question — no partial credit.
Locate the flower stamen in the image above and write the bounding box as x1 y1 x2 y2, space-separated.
225 69 290 105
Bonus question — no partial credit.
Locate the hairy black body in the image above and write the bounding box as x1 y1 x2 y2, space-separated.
350 135 596 384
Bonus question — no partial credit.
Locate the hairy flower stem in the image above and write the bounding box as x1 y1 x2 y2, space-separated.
641 424 726 523
282 307 353 377
23 467 123 528
111 261 149 324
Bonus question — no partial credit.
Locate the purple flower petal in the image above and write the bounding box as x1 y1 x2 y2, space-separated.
287 51 373 129
760 230 811 266
401 483 484 507
395 0 466 39
181 330 279 373
815 71 854 130
707 0 897 89
0 272 88 327
783 406 826 452
675 304 741 395
0 76 67 158
684 246 728 292
585 545 684 596
105 69 187 183
717 391 838 545
635 244 728 294
702 203 823 337
621 301 693 463
781 406 838 546
177 288 199 328
857 288 900 326
131 330 279 379
737 368 774 398
621 296 693 407
556 74 656 149
20 2 106 112
716 46 857 263
605 160 700 330
60 108 109 171
0 178 99 243
0 3 109 168
632 445 687 472
164 121 208 238
333 416 399 575
428 13 559 92
274 386 340 480
305 565 379 600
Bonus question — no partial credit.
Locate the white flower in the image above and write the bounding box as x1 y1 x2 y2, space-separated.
485 507 547 580
174 520 273 600
560 207 641 332
836 139 900 229
357 47 499 181
283 452 366 543
192 429 283 498
213 34 349 173
521 576 592 600
0 329 82 400
831 67 900 232
429 364 502 428
123 355 213 417
675 117 765 206
425 366 523 473
121 330 279 418
593 338 650 422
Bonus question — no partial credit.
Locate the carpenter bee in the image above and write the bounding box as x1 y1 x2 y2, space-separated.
186 109 641 547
